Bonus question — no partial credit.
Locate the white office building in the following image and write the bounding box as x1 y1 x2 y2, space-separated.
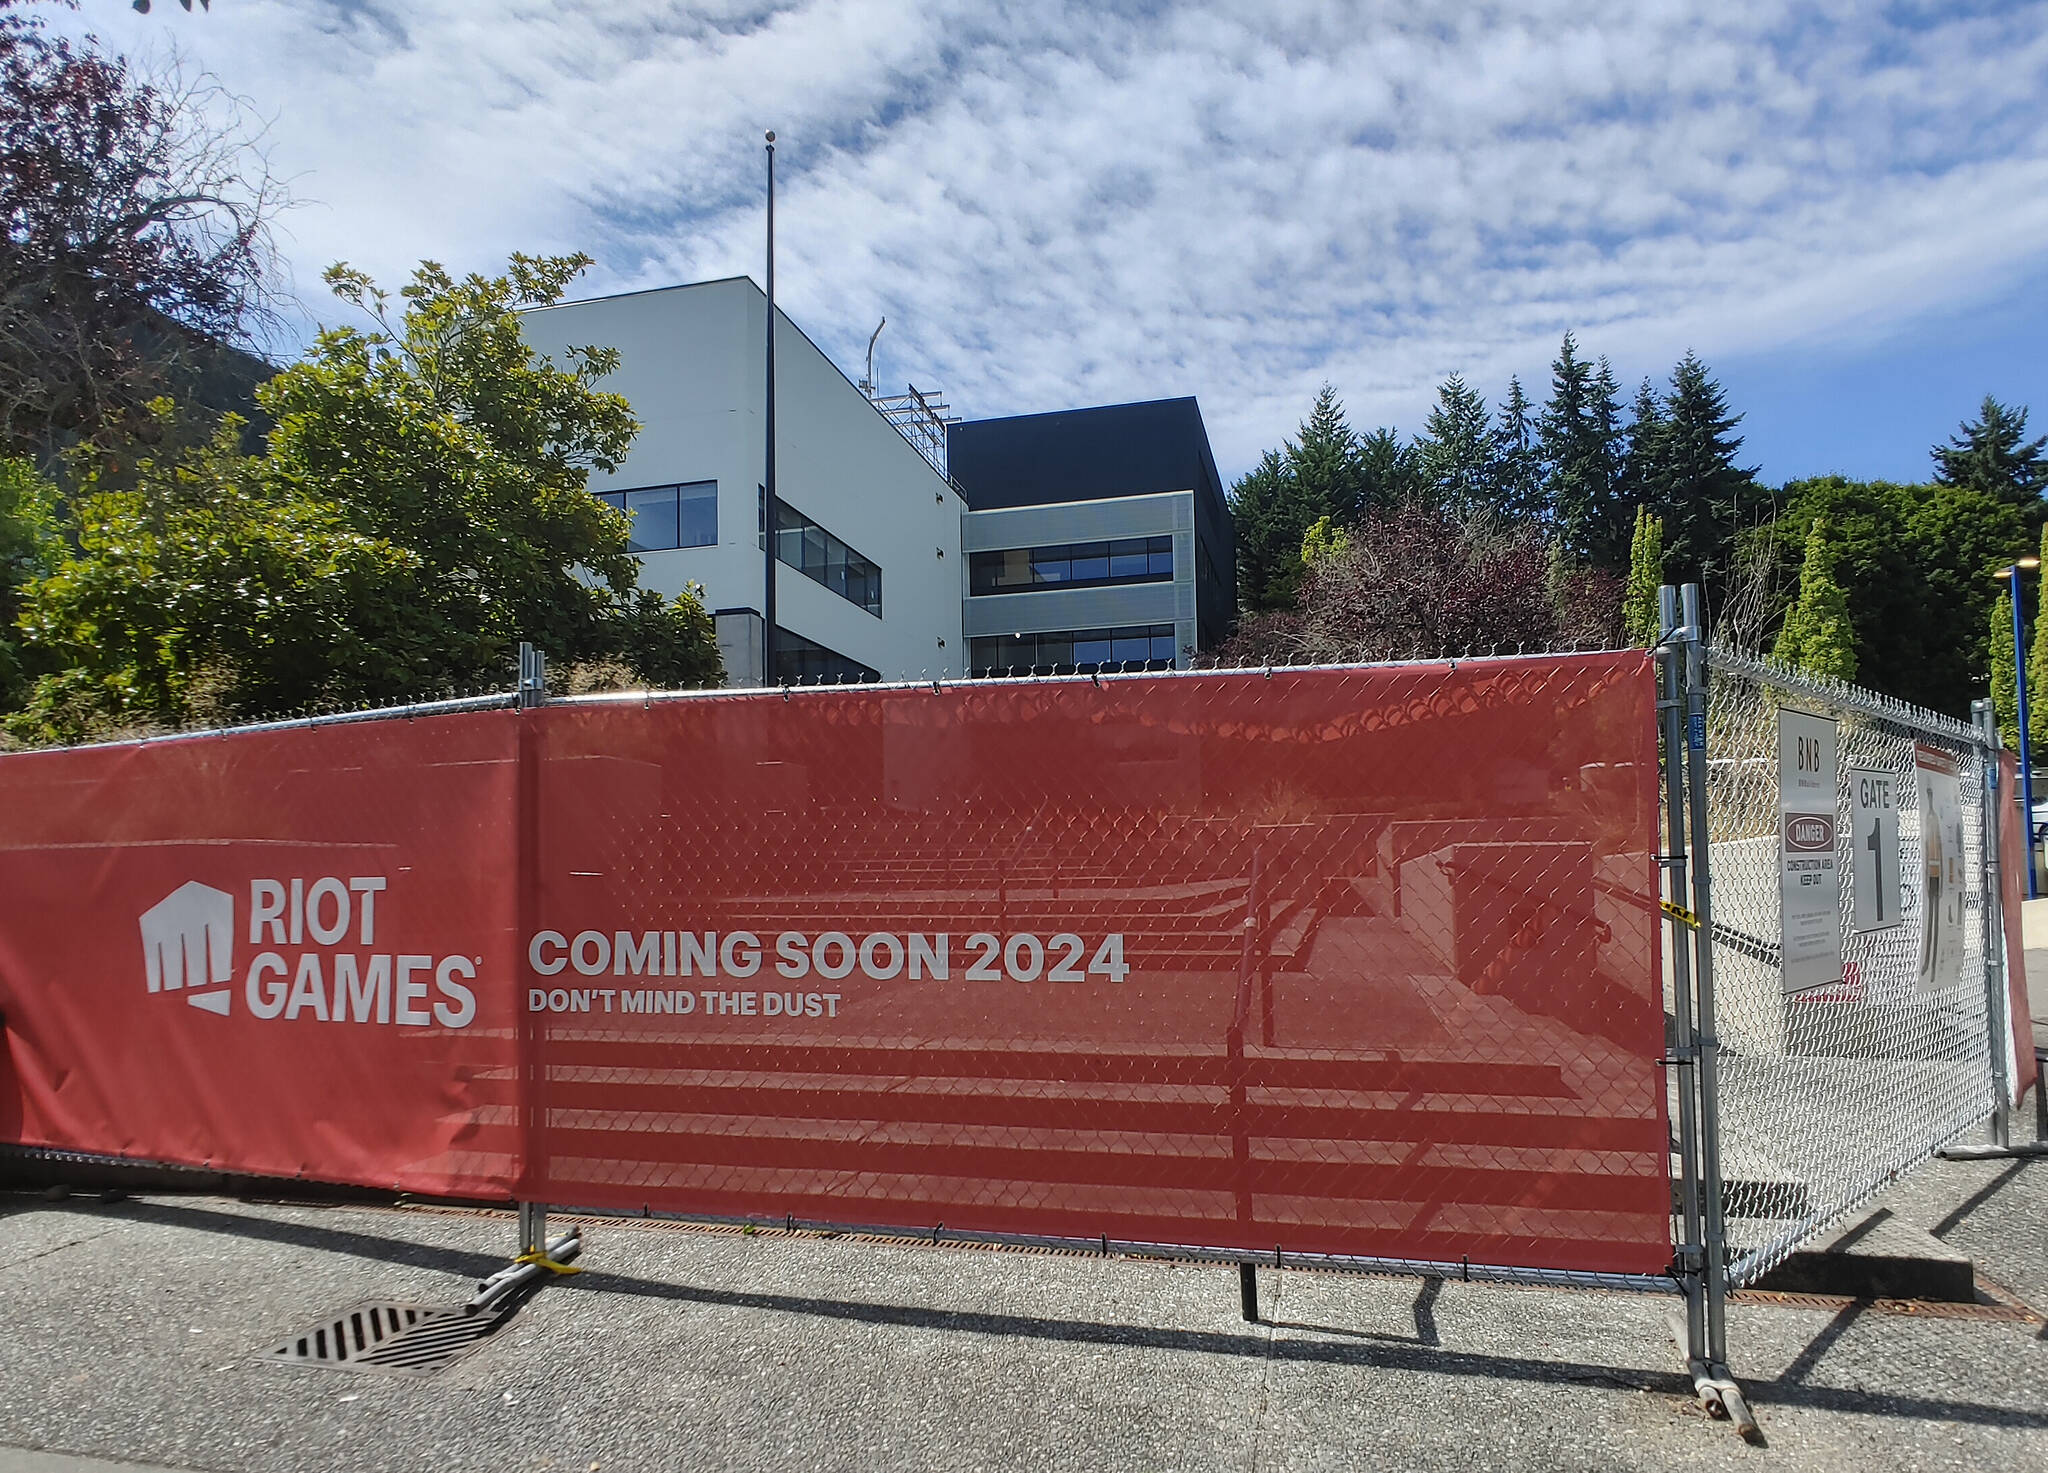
522 278 1234 686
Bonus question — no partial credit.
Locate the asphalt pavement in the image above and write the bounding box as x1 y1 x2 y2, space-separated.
0 1146 2043 1473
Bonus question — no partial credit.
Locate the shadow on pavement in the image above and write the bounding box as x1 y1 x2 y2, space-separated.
1929 1160 2032 1239
31 1196 2048 1433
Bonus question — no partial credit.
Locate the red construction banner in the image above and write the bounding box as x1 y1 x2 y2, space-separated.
1999 753 2039 1105
524 654 1671 1274
0 713 524 1197
0 656 1672 1275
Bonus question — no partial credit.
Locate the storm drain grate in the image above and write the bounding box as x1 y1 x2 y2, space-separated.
264 1302 511 1376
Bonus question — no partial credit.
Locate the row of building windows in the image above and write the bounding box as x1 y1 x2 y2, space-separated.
967 535 1173 597
592 482 885 621
775 629 881 686
968 624 1179 677
593 481 718 551
761 491 883 617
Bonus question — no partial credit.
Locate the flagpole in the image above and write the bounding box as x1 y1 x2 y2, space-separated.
763 129 779 686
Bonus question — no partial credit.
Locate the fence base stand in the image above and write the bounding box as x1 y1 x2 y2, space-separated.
1688 1358 1760 1441
1239 1263 1259 1323
1938 1142 2048 1160
468 1229 583 1314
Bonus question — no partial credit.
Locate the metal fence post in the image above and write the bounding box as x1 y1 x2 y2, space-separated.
1656 587 1708 1371
516 640 548 1257
518 641 547 711
1975 700 2013 1151
1679 586 1752 1433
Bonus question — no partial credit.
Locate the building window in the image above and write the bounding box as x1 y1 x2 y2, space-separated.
969 624 1178 677
775 629 880 686
759 490 883 616
968 536 1172 597
595 481 717 551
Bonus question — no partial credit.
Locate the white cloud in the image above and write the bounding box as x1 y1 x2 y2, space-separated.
64 0 2048 478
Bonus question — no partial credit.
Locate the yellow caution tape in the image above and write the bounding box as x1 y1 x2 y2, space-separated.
514 1249 583 1275
1661 899 1700 929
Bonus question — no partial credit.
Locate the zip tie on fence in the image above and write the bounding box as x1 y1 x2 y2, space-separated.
1660 898 1700 929
512 1249 583 1275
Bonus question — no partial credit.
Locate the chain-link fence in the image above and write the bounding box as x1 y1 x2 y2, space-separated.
521 653 1675 1285
1693 647 2002 1288
14 612 2028 1428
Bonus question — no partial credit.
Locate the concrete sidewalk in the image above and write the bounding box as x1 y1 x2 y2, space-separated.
1 1155 2043 1473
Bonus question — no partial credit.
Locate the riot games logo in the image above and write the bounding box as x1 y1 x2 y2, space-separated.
140 880 235 1014
137 875 477 1028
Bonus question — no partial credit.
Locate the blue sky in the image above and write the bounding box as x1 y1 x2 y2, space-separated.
71 0 2048 488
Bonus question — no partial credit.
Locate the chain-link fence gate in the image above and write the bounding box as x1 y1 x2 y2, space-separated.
1658 582 2032 1429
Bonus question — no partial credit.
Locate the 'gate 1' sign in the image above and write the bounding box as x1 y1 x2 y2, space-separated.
1848 766 1901 935
1778 708 1843 995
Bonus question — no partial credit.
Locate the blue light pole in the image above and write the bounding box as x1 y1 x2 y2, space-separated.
1999 557 2041 898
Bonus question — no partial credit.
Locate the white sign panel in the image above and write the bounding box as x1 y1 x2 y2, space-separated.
1778 709 1843 995
1915 745 1967 995
1848 766 1902 934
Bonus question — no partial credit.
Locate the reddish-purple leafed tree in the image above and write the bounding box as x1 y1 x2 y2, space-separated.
1213 503 1621 665
0 0 278 459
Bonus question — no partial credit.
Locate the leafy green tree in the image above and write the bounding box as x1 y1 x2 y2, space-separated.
263 255 655 672
1654 351 1757 587
11 412 426 740
1490 374 1545 524
1768 475 2019 716
1933 395 2046 516
1773 516 1858 681
1300 514 1351 567
10 253 721 742
1991 589 2019 747
1896 480 2027 715
1622 505 1664 648
2027 526 2048 754
0 454 61 708
1413 374 1493 516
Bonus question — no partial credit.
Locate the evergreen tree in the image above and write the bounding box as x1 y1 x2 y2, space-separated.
1772 517 1858 681
1655 351 1757 586
1357 426 1417 512
1413 375 1493 517
1932 395 2047 515
1538 334 1627 568
1491 374 1545 523
1227 449 1298 614
1622 505 1664 648
1620 379 1666 517
1588 358 1629 565
1285 384 1369 526
1992 589 2019 747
